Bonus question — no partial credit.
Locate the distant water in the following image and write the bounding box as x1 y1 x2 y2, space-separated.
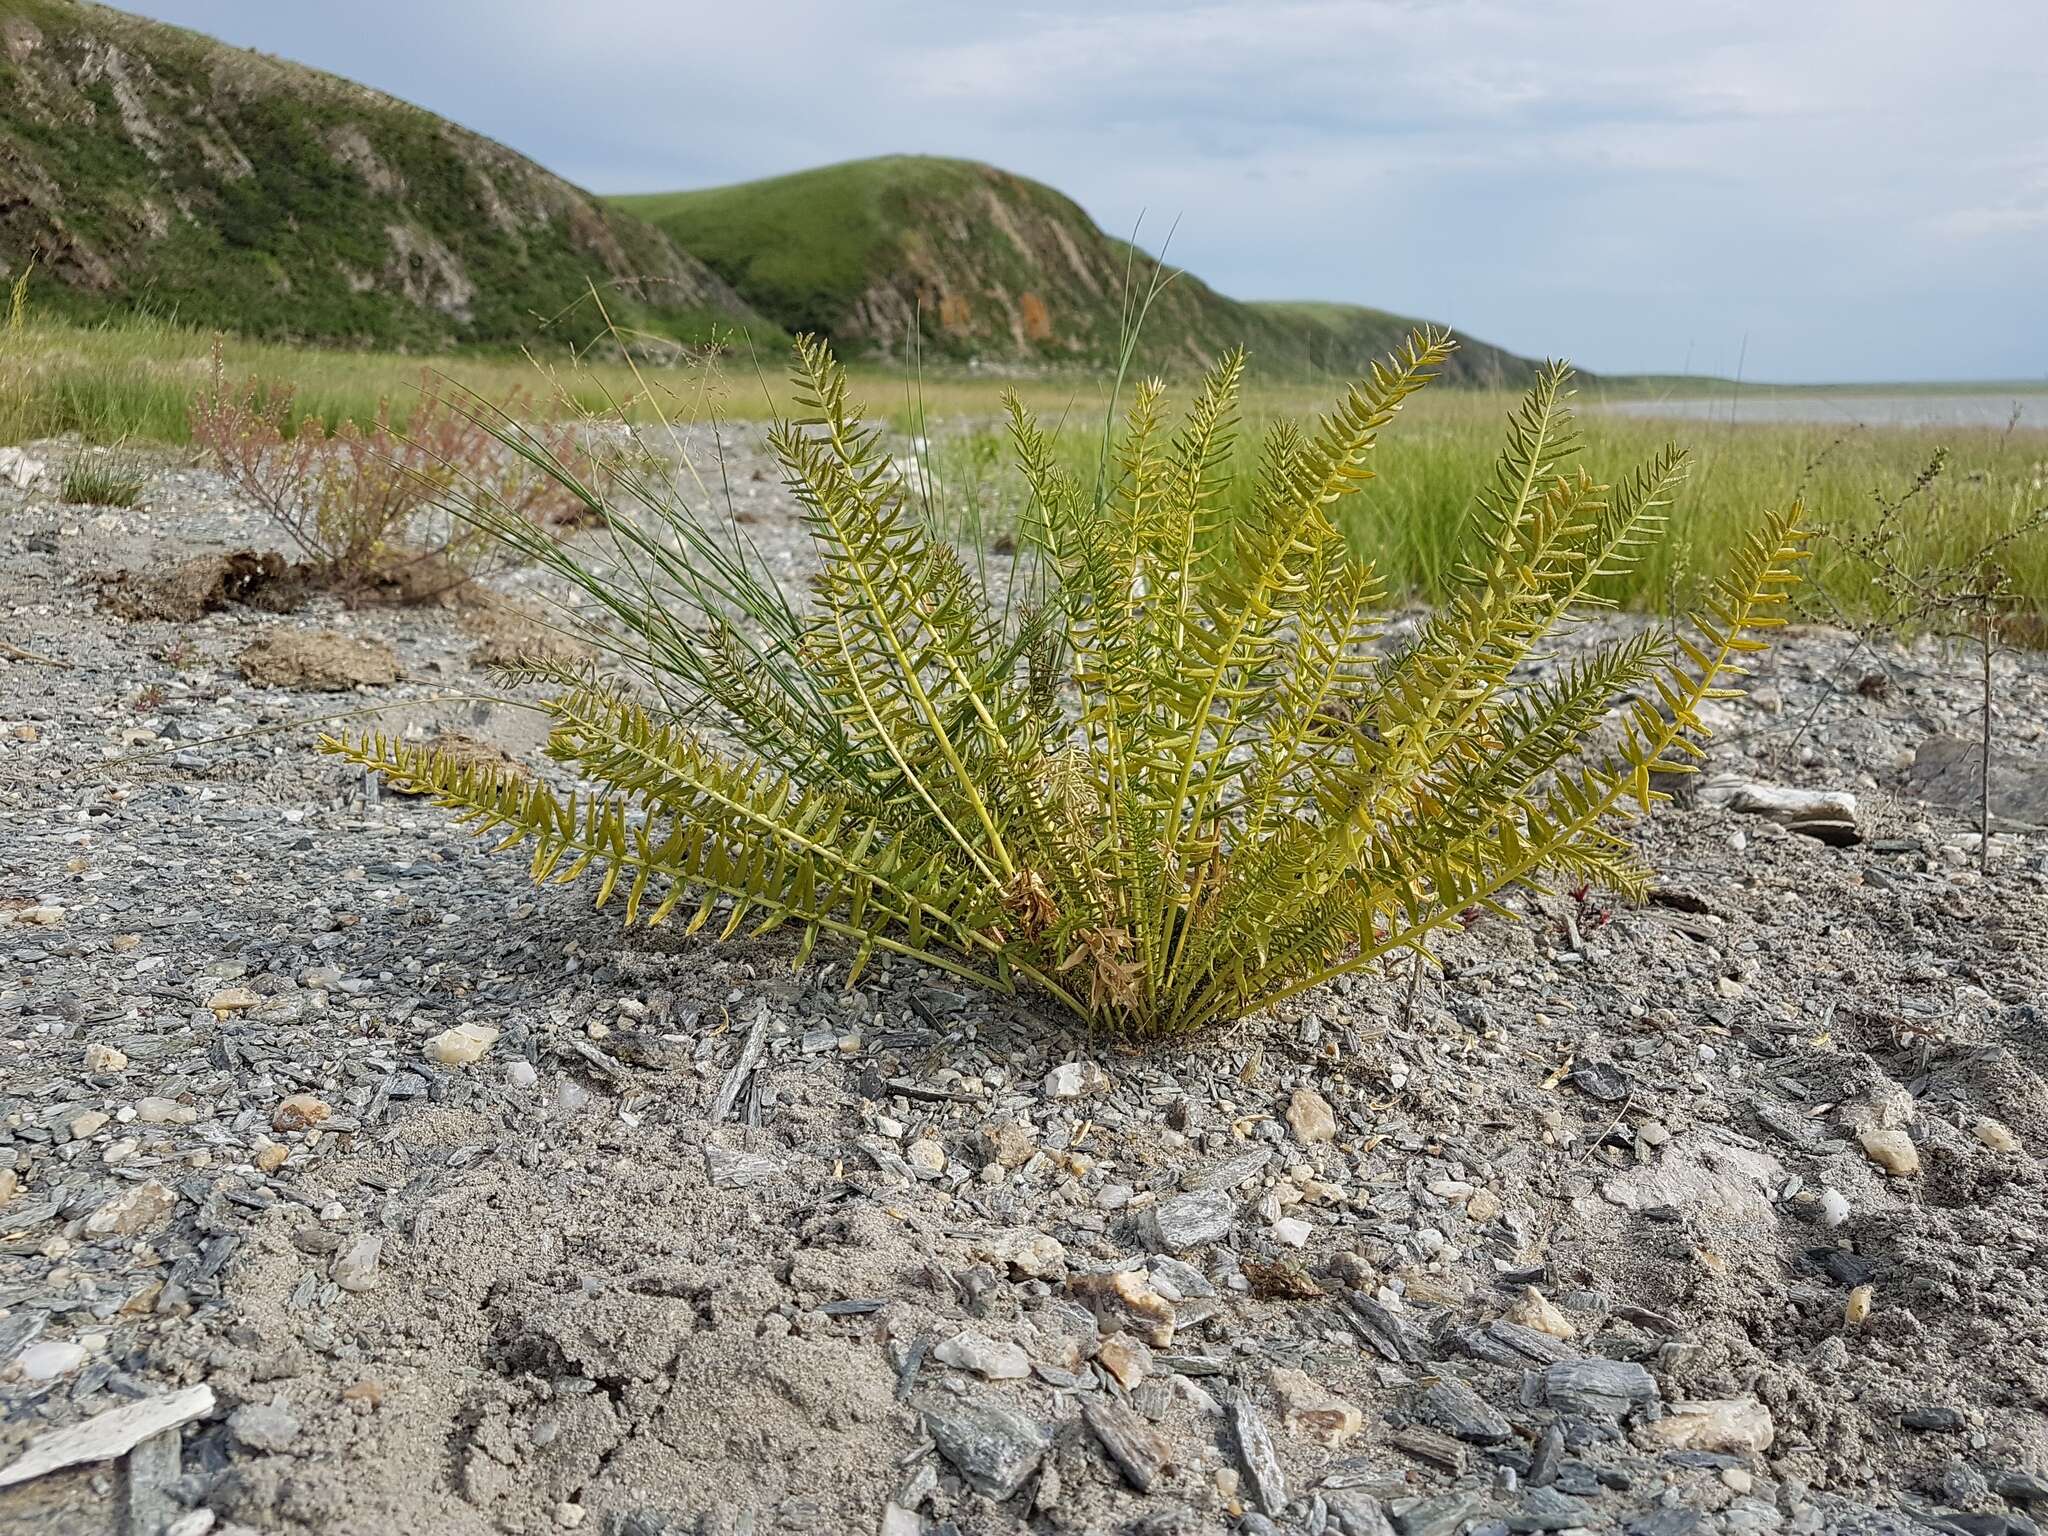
1602 390 2048 430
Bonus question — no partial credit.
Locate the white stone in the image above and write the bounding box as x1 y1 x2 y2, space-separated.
331 1233 384 1292
976 1228 1066 1280
1272 1217 1312 1248
933 1329 1030 1380
83 1179 175 1237
1858 1127 1920 1177
1642 1396 1775 1454
0 1386 214 1488
1044 1062 1111 1099
424 1022 498 1067
506 1059 538 1090
1818 1188 1851 1228
133 1097 196 1125
15 1341 87 1380
1974 1118 2022 1153
1507 1286 1577 1340
1285 1087 1338 1145
906 1138 948 1176
83 1044 128 1073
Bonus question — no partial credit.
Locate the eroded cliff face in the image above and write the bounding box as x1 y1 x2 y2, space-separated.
0 1 759 347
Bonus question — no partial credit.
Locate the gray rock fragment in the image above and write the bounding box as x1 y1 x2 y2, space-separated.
1419 1376 1512 1444
1510 1486 1595 1531
704 1145 780 1189
229 1400 302 1453
1229 1391 1288 1515
1344 1294 1433 1364
920 1397 1051 1501
1326 1490 1397 1536
1392 1492 1481 1536
1082 1399 1171 1492
330 1233 383 1292
1142 1189 1233 1251
1541 1358 1659 1421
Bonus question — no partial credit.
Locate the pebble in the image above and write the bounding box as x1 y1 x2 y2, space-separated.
205 986 261 1012
507 1059 539 1090
332 1233 384 1292
980 1121 1036 1168
1286 1086 1338 1144
932 1330 1030 1380
424 1022 499 1066
1507 1286 1576 1340
1844 1285 1874 1326
272 1094 332 1132
1044 1062 1111 1099
1541 1358 1660 1420
1857 1127 1919 1177
1419 1375 1512 1445
1096 1333 1152 1389
1082 1399 1171 1492
1721 1467 1754 1493
229 1401 302 1453
1144 1189 1234 1251
68 1110 109 1139
253 1142 289 1174
975 1228 1066 1280
15 1340 87 1379
906 1138 947 1176
135 1097 197 1126
1818 1188 1851 1227
1271 1365 1362 1447
1643 1397 1776 1454
1229 1393 1289 1514
1067 1269 1176 1346
919 1398 1052 1501
1272 1216 1312 1248
82 1043 128 1073
83 1178 176 1237
1973 1117 2022 1153
1466 1188 1502 1224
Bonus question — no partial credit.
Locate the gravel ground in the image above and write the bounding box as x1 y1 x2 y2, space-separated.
3 435 2048 1536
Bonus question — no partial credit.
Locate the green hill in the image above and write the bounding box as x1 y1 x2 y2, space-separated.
0 0 765 348
616 157 1542 382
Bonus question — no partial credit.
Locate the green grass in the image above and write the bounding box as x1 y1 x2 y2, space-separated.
614 156 1540 384
4 309 2042 622
58 448 145 508
923 388 2048 622
1 0 762 351
616 157 994 341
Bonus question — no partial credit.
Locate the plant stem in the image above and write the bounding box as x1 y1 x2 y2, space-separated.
1980 601 1993 874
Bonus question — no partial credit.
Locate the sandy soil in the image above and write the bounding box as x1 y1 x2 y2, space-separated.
2 434 2047 1536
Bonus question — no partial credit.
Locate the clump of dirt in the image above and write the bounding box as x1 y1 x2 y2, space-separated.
98 548 309 621
236 629 400 690
461 599 591 673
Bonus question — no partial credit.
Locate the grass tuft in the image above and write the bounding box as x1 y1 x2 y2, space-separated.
59 449 145 508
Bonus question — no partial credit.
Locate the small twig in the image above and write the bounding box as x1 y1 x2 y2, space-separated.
0 639 67 667
1400 947 1426 1027
1573 1093 1637 1167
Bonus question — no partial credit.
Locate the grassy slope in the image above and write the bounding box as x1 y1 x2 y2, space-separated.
0 0 769 349
616 156 1541 383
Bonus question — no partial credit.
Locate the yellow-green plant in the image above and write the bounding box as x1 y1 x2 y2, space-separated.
325 331 1809 1035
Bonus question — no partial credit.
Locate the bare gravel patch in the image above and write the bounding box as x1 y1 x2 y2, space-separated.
3 437 2047 1536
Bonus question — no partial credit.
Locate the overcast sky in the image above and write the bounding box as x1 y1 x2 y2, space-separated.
134 1 2046 382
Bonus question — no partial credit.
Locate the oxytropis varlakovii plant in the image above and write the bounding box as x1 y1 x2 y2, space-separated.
325 331 1809 1035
